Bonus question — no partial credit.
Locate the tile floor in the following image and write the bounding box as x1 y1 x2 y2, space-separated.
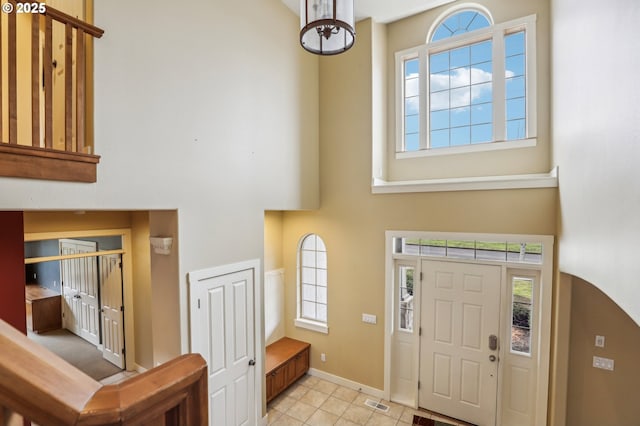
267 375 473 426
99 370 473 426
99 370 139 385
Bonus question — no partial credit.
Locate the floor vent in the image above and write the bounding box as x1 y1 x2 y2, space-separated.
364 399 390 412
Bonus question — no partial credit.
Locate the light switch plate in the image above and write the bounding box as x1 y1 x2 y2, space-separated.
595 335 605 348
362 313 377 324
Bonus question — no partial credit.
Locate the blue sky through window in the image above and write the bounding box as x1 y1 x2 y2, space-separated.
429 34 493 148
505 31 526 140
404 58 420 150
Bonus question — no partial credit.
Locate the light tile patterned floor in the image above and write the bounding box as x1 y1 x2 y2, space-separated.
267 375 473 426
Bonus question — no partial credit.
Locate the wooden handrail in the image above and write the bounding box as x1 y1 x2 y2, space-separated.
0 320 208 425
37 3 105 38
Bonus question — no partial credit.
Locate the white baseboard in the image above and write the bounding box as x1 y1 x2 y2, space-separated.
307 368 385 400
133 364 148 373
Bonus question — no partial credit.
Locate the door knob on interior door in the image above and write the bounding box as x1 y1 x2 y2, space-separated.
248 359 256 366
74 294 82 299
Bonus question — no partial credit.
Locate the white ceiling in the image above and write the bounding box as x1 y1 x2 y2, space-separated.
281 0 457 24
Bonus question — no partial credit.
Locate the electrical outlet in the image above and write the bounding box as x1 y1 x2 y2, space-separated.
593 356 614 371
595 335 605 348
321 353 326 362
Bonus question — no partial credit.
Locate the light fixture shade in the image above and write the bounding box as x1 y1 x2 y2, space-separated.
300 0 355 55
150 237 173 255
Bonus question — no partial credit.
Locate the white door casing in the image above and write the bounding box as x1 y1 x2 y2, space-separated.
385 232 554 426
99 254 125 369
419 260 502 426
190 262 257 426
60 239 100 346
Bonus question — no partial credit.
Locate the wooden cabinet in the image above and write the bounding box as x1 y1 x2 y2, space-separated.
294 348 309 377
25 285 62 333
265 337 310 402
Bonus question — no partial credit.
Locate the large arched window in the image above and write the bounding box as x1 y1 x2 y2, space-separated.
431 10 491 41
396 5 536 155
295 234 328 333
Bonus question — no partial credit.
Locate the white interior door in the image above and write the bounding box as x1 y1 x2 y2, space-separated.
99 254 125 369
190 265 256 426
60 239 100 346
419 260 501 426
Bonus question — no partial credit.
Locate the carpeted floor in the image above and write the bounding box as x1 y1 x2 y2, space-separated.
28 329 122 381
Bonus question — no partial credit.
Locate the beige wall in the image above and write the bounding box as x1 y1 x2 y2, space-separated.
282 19 557 390
384 0 551 181
24 211 132 233
552 0 640 325
131 211 153 370
264 211 286 346
566 276 640 425
149 210 180 365
550 0 640 421
264 211 284 272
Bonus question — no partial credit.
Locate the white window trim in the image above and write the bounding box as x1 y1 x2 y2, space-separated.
426 3 495 42
396 137 536 159
372 166 558 194
395 14 538 158
294 318 329 334
396 262 416 333
508 270 539 358
295 234 329 334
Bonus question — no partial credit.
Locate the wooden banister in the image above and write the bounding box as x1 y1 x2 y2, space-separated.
0 320 208 426
6 4 17 145
0 1 103 182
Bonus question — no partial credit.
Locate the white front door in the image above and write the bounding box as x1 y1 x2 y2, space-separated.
190 264 256 426
60 239 100 346
99 254 125 369
419 260 502 426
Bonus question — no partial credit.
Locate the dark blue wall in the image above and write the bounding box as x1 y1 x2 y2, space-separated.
25 240 60 292
24 236 122 293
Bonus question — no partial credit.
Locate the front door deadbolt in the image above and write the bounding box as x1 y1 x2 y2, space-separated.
489 334 498 351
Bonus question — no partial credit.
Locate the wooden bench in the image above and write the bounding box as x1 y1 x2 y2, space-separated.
265 337 310 402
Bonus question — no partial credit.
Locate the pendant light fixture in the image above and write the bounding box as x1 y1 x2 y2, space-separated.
300 0 355 55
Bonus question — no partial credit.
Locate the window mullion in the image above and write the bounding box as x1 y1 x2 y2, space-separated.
493 31 506 142
525 21 537 138
395 51 405 153
419 49 428 150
